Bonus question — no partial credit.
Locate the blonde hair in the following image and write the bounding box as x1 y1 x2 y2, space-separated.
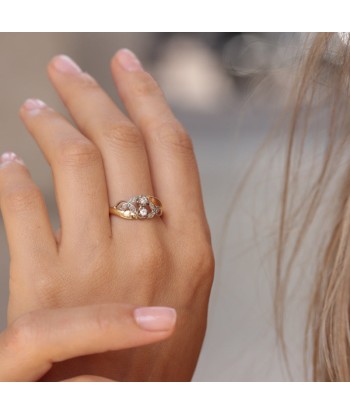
277 32 350 381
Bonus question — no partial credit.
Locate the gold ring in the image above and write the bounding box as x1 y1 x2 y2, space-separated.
109 195 163 220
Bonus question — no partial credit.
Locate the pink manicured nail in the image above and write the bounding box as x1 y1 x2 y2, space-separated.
0 152 24 168
23 98 46 111
134 306 177 331
117 49 143 72
53 55 82 74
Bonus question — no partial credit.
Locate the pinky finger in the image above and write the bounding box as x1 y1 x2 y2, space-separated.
0 152 56 261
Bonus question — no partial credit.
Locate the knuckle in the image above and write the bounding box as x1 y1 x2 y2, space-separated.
57 139 101 167
5 312 41 354
131 72 163 98
199 246 215 281
94 304 122 332
186 242 215 281
62 74 100 113
177 242 215 304
1 184 43 213
77 73 100 92
153 121 194 153
102 123 143 150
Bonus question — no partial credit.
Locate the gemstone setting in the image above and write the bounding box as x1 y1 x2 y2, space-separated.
139 207 148 218
114 195 162 219
138 196 149 206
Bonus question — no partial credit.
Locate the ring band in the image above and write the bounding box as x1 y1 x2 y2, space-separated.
109 195 163 220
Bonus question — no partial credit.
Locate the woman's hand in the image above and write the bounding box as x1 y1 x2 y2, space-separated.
0 49 214 381
0 303 176 381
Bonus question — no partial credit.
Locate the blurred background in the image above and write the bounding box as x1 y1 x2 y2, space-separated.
0 33 319 381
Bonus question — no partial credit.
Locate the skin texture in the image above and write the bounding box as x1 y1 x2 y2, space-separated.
0 49 215 381
0 303 176 381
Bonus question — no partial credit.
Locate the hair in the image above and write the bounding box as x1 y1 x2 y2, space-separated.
276 32 350 381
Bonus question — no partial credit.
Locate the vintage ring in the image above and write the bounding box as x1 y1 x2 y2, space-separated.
109 195 163 220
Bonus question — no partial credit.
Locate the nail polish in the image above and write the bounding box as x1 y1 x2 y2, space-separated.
116 49 143 72
23 98 46 111
53 55 82 74
133 306 177 331
0 152 24 168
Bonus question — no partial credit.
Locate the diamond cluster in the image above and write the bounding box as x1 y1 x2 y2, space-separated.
117 195 161 219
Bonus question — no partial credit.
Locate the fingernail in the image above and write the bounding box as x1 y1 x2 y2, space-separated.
0 152 24 168
134 306 177 331
117 49 143 72
53 55 82 74
23 98 46 111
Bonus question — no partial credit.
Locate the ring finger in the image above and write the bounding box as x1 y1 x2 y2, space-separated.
19 101 111 249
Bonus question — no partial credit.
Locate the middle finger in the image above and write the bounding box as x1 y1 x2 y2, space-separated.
47 55 157 230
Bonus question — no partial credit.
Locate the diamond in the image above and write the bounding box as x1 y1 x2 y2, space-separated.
139 207 148 218
123 210 134 219
117 202 128 211
128 203 137 213
138 196 149 206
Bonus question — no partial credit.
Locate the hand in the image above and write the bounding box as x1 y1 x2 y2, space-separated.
0 49 214 381
0 303 176 381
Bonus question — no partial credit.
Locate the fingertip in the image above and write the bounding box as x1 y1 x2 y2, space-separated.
0 152 25 169
110 50 121 72
21 98 46 112
133 306 177 332
49 54 82 75
111 48 127 63
111 48 144 73
47 55 60 78
19 98 51 123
